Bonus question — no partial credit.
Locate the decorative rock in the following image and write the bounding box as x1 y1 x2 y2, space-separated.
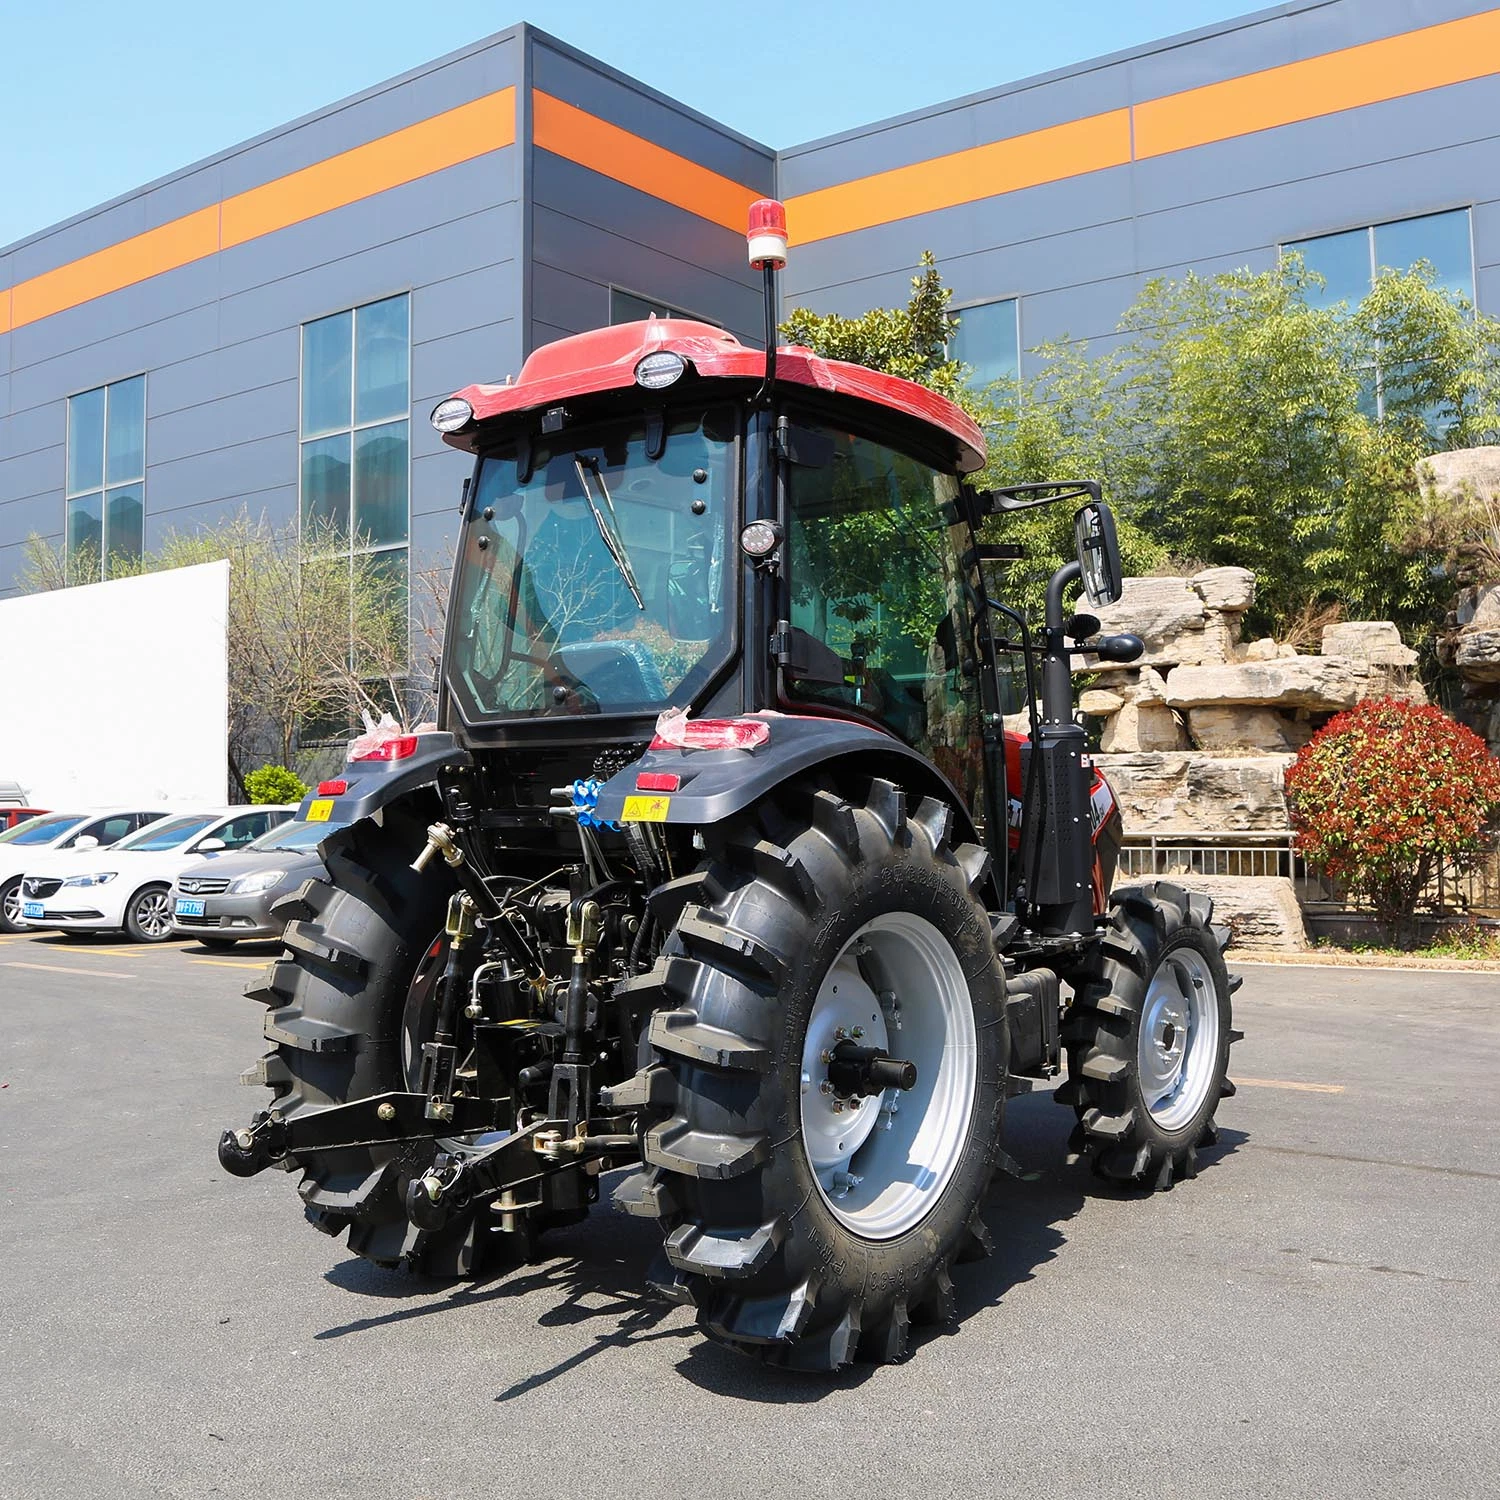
1454 629 1500 684
1100 701 1188 754
1162 875 1308 952
1319 621 1418 667
1189 566 1256 613
1079 688 1124 715
1089 577 1210 664
1163 658 1366 712
1097 753 1292 832
1240 637 1285 661
1186 706 1296 753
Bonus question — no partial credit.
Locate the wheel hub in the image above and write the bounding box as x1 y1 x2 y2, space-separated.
799 912 977 1241
1137 949 1220 1131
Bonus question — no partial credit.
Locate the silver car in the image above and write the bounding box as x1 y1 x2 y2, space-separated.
170 819 346 947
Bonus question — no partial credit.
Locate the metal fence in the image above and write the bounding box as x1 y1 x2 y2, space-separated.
1118 829 1500 914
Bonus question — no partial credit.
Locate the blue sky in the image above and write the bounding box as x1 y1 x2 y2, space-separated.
2 1 1255 248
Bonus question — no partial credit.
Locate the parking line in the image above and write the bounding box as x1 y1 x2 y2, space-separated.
3 960 134 979
1236 1076 1346 1094
189 958 268 969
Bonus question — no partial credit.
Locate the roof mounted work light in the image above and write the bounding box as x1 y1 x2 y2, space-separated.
430 396 474 433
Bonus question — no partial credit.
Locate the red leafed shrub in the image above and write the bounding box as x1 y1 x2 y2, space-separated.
1284 697 1500 946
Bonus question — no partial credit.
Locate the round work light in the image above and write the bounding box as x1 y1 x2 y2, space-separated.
429 397 474 433
635 351 687 389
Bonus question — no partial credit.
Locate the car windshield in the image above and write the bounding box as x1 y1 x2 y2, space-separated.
447 406 735 720
250 820 347 853
116 815 221 852
0 814 84 846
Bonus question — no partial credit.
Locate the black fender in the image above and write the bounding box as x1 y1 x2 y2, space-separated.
292 733 471 825
592 713 981 846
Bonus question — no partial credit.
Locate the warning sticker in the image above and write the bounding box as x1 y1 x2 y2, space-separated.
621 794 671 822
306 799 335 823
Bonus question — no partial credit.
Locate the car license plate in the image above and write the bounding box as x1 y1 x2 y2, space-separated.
22 901 43 920
175 898 207 918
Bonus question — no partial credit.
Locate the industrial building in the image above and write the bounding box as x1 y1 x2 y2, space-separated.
2 0 1496 607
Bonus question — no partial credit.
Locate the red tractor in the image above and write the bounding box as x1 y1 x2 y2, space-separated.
221 200 1238 1371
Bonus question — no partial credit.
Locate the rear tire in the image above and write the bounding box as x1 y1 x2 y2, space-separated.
1060 881 1237 1189
241 804 493 1275
621 778 1006 1371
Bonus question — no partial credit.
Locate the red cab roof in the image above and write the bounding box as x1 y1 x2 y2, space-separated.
441 318 986 473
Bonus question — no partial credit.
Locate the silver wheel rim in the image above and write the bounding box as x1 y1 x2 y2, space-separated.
1138 947 1220 1131
135 890 173 939
800 911 977 1241
2 884 19 927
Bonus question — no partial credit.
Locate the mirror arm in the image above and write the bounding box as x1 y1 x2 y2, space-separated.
1041 561 1082 726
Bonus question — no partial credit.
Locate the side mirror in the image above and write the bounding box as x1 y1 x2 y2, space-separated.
196 838 227 854
1075 500 1124 607
72 835 100 851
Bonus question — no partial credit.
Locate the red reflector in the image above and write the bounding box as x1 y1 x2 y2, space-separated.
649 717 771 752
349 735 419 763
317 779 348 796
635 772 681 792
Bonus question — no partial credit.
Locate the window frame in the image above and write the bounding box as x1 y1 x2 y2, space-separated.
608 285 717 327
296 292 414 744
1281 206 1477 427
64 371 148 581
946 296 1021 395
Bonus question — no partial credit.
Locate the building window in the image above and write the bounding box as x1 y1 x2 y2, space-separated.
1286 210 1474 429
66 375 145 579
299 292 410 586
1286 208 1475 309
948 299 1020 392
609 287 710 325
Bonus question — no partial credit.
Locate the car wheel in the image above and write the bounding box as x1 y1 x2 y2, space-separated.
126 885 176 943
0 878 24 934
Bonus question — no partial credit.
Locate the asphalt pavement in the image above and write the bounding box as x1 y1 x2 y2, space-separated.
1 930 1496 1500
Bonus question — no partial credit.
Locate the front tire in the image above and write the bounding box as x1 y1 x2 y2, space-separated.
1060 881 1238 1188
0 877 24 933
125 884 175 942
622 778 1006 1371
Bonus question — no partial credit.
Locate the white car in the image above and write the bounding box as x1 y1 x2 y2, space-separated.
0 808 173 933
19 806 298 942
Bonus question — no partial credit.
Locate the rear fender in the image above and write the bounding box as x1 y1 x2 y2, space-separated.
293 733 472 826
592 715 980 847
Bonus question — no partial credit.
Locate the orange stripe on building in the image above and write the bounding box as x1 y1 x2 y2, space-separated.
11 206 221 328
532 90 760 234
3 87 516 332
785 110 1132 246
221 88 515 247
1135 9 1500 158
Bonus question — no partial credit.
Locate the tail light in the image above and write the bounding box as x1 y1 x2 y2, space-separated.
650 717 770 752
635 772 681 792
349 735 419 763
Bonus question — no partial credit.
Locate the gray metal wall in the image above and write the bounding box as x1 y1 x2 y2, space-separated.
525 35 775 351
0 30 528 599
779 0 1500 362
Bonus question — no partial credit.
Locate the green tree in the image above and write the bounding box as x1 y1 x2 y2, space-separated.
243 764 309 804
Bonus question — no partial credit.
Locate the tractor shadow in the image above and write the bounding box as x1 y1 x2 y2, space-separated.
314 1094 1246 1401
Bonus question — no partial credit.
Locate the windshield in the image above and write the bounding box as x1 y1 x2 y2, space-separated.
117 815 220 852
251 820 347 853
448 406 735 720
0 814 83 846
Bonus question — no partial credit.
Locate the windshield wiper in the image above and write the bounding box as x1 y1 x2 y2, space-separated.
574 456 645 611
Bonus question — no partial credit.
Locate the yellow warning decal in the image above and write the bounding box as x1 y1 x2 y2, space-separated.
621 794 671 822
306 799 335 822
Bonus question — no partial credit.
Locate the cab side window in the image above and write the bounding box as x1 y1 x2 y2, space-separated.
217 814 271 849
